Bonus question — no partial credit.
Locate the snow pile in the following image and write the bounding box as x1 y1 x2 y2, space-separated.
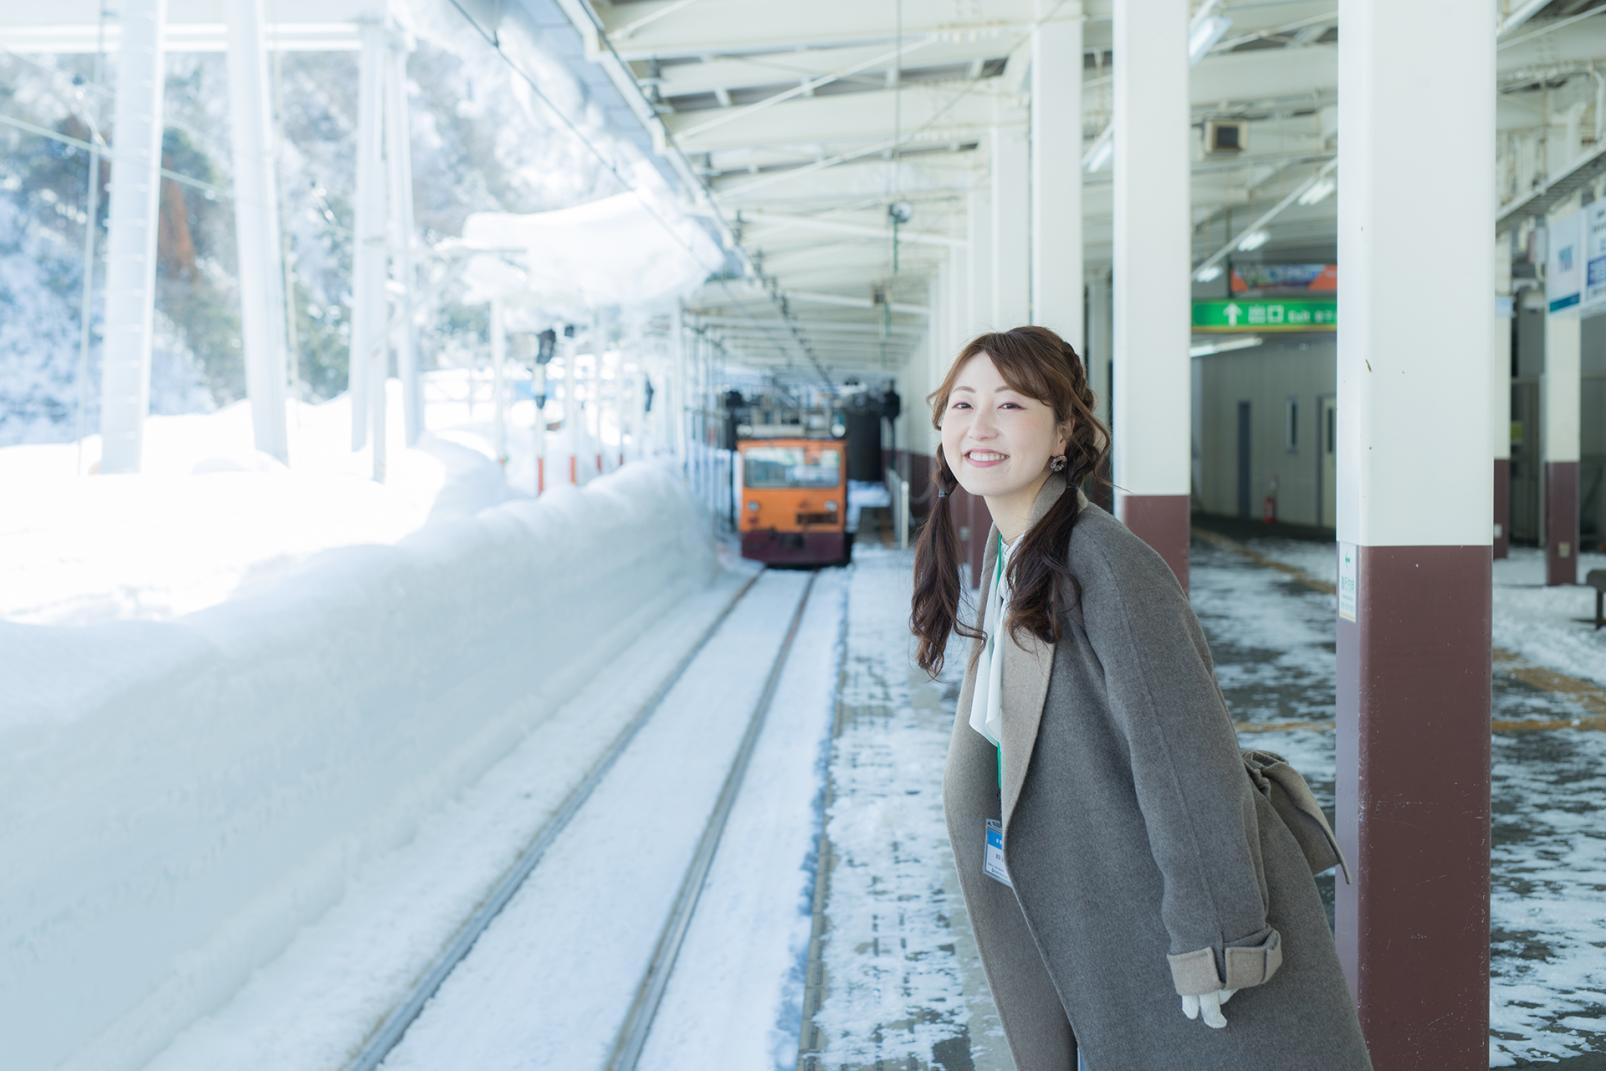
0 384 524 625
0 458 716 1071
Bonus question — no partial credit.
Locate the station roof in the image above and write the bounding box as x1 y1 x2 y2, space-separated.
574 0 1606 377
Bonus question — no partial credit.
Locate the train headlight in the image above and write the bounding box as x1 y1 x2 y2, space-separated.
747 500 759 511
825 500 837 512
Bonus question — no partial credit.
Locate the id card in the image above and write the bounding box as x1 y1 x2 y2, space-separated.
983 819 1012 887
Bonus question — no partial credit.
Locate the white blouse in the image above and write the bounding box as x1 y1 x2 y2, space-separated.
969 531 1020 758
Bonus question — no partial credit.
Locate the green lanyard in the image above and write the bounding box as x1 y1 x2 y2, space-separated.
995 532 1004 791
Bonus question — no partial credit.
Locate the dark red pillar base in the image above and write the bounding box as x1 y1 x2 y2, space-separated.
1335 544 1491 1070
1544 460 1579 586
1115 493 1190 592
1492 458 1510 560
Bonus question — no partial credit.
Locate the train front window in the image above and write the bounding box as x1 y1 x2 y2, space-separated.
743 446 841 488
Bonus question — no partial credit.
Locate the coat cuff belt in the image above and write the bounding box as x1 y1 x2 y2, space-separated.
1165 928 1283 996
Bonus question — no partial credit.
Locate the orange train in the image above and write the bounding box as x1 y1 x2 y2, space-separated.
736 435 850 566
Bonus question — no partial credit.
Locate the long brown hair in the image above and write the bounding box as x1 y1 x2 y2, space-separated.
910 325 1110 678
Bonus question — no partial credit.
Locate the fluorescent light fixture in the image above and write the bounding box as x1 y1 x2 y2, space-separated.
1194 264 1223 283
1083 125 1113 172
1236 228 1269 252
1189 14 1231 63
1190 335 1264 358
1297 177 1336 206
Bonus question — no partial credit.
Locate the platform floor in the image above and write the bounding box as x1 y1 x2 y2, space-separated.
800 533 1606 1070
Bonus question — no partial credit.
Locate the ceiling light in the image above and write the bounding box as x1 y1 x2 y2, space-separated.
1236 228 1269 252
1297 177 1336 206
1194 264 1223 283
1190 335 1263 358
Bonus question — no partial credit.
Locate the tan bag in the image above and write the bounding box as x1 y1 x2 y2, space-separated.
1241 747 1353 885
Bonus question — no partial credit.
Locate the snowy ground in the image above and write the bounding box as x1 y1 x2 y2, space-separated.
802 543 1011 1070
1240 535 1606 692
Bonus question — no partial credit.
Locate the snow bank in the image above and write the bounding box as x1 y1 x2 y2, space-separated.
0 459 717 1071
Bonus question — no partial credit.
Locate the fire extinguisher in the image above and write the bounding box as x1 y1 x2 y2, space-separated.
1262 475 1279 524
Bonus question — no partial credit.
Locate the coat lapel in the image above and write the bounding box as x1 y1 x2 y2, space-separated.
998 475 1088 836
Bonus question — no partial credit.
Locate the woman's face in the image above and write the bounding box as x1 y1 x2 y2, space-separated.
940 352 1067 499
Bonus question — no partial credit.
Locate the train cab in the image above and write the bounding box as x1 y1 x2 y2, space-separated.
736 433 850 566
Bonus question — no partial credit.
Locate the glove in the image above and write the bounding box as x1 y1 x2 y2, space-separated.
1181 986 1237 1029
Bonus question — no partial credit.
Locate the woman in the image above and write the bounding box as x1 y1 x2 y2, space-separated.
910 326 1373 1071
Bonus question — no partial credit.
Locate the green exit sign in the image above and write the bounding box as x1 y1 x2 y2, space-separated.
1193 298 1337 332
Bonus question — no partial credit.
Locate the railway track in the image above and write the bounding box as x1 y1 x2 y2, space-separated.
342 566 819 1071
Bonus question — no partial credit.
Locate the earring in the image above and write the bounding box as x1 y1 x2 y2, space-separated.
1050 454 1067 473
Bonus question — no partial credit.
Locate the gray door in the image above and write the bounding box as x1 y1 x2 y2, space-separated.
1511 380 1540 543
1237 401 1252 519
1318 395 1337 529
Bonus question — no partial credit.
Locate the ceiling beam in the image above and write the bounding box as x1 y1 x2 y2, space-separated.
644 38 1008 99
600 0 1046 62
661 82 1023 154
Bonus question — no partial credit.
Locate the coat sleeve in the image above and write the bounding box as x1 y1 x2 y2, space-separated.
1077 536 1285 998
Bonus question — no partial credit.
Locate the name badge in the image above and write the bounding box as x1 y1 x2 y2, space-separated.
983 819 1012 887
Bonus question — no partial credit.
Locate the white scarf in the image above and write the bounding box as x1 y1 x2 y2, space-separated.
968 532 1020 750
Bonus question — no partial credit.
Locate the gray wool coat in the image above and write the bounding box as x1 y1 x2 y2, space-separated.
941 474 1375 1071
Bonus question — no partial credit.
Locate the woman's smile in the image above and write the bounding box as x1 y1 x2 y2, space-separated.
965 449 1009 468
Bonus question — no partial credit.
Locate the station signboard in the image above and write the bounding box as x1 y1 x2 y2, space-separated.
1546 208 1583 313
1584 202 1606 315
1191 298 1336 332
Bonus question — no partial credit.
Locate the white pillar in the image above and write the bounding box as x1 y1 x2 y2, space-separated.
384 34 423 446
1032 3 1084 346
966 186 994 335
1339 7 1494 550
991 110 1031 327
925 273 943 455
224 0 289 464
1542 198 1583 584
591 340 605 477
672 305 687 468
1112 0 1190 582
489 298 506 466
1334 2 1494 1057
1088 266 1112 425
97 0 167 474
349 17 390 483
946 245 966 356
1492 233 1513 556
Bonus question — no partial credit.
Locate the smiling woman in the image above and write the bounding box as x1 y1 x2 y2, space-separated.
907 326 1375 1071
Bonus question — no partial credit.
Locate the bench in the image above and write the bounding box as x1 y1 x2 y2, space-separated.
1588 569 1606 630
